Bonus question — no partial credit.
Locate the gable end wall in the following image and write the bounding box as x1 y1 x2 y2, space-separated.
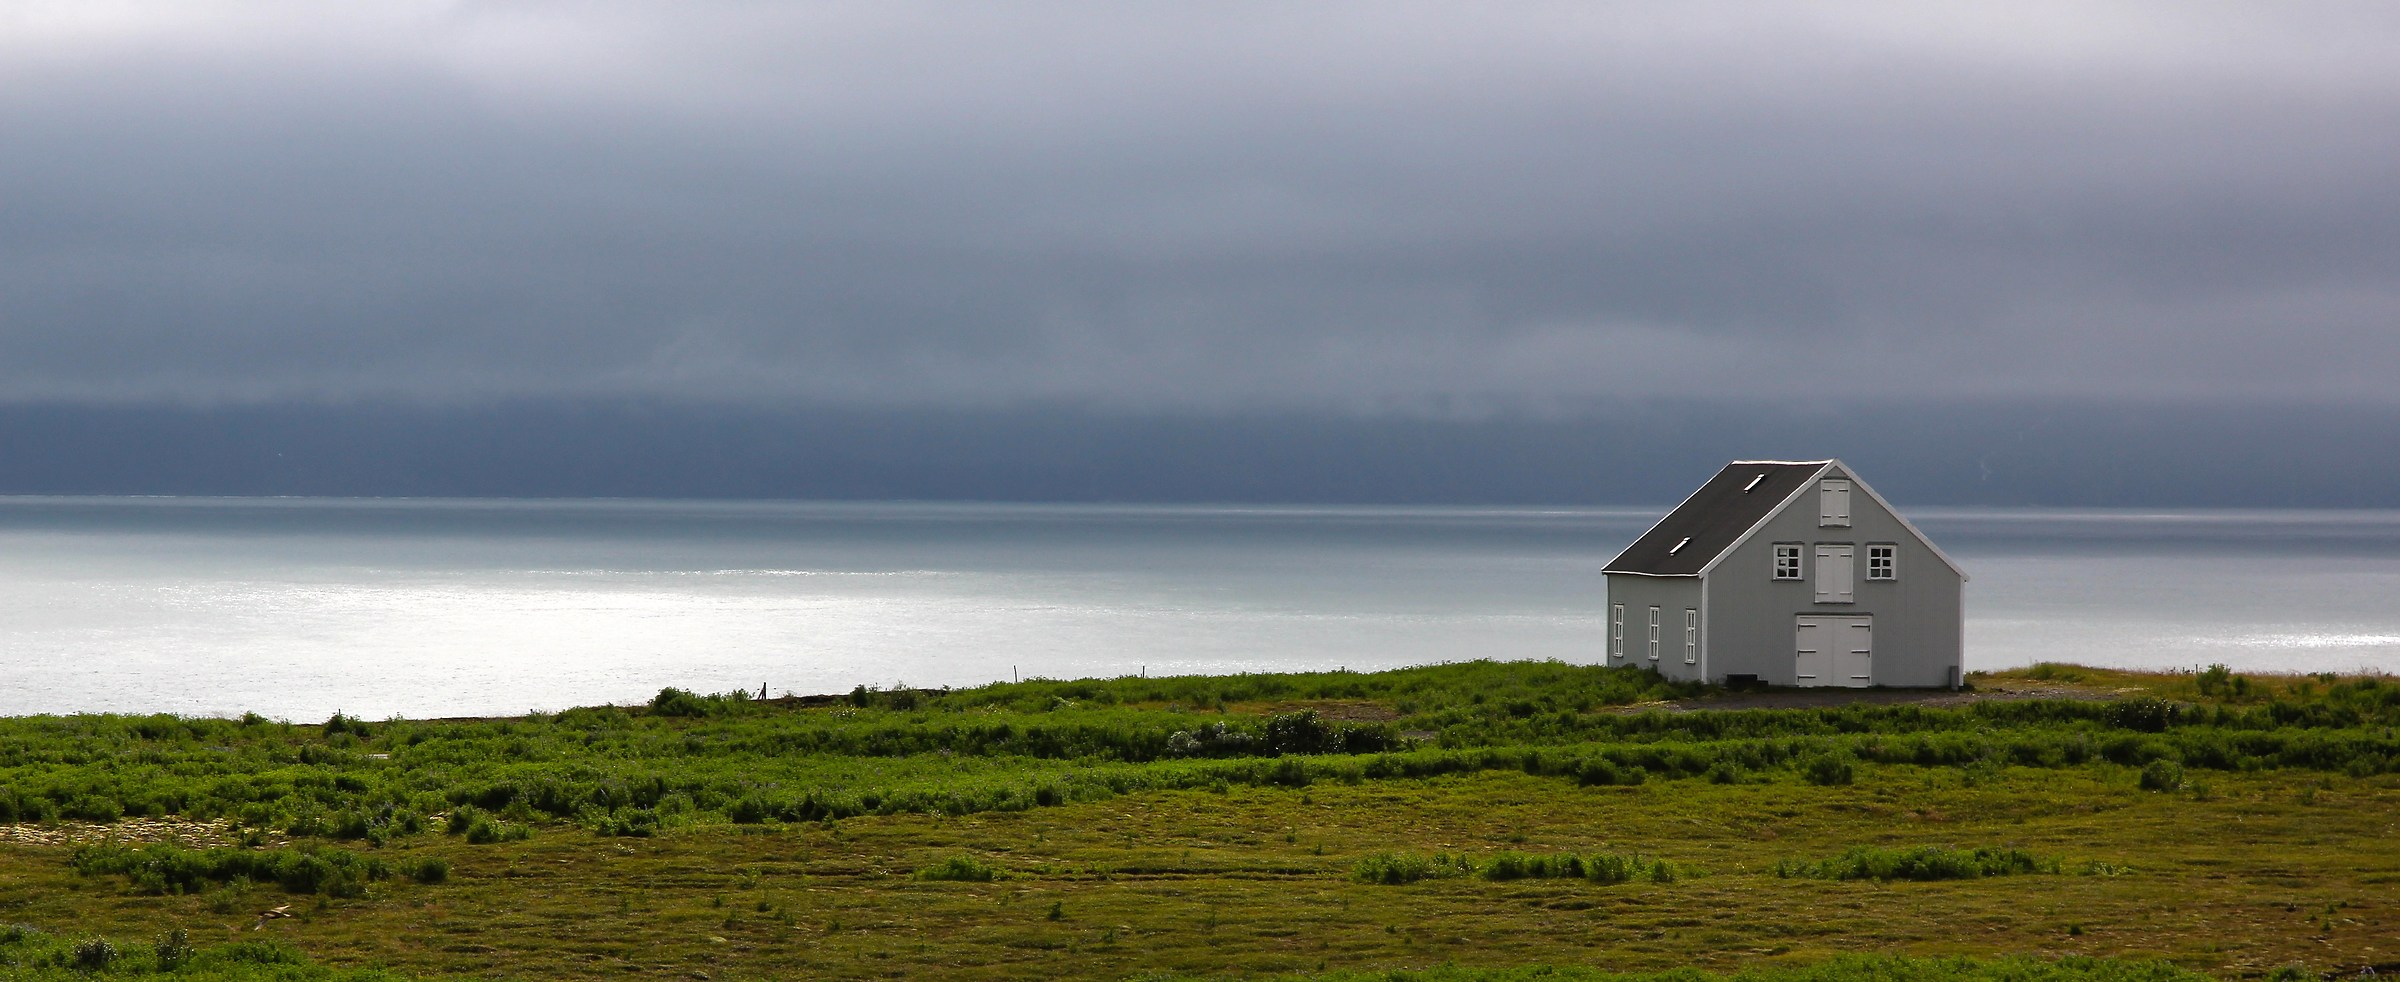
1701 464 1962 686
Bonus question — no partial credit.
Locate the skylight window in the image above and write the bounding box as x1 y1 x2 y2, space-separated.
1742 473 1766 492
1668 536 1691 555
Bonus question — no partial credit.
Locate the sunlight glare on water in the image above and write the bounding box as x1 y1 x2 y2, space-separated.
2 498 2397 719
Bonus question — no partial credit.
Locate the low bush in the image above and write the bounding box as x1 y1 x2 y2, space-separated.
1801 752 1857 786
406 857 450 884
2139 759 2185 791
70 842 395 897
2195 664 2253 700
727 795 772 824
1351 852 1474 885
70 937 118 971
649 687 761 718
0 927 392 979
915 855 1005 882
1775 846 2055 881
448 805 533 844
153 928 194 970
1478 851 1674 884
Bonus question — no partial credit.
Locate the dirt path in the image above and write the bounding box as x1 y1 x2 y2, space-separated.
1623 680 2131 713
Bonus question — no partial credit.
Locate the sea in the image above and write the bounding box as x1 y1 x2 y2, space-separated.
2 496 2396 721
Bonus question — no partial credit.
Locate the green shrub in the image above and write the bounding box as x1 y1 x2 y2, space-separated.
1775 845 2055 881
66 795 124 823
728 795 771 824
69 937 118 971
1472 851 1672 884
650 687 710 717
1351 852 1472 885
71 842 398 897
2195 664 2253 700
407 857 450 884
153 928 194 969
1802 753 1857 786
463 817 530 844
2139 759 2185 791
449 805 532 844
588 807 663 838
914 855 1006 882
322 711 372 738
2106 697 2179 733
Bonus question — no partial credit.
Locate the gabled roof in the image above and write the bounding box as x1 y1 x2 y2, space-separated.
1605 458 1969 581
1604 461 1829 576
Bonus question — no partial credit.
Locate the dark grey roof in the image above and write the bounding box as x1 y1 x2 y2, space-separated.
1603 461 1828 576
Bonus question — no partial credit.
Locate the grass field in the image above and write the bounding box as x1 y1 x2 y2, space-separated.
3 661 2396 979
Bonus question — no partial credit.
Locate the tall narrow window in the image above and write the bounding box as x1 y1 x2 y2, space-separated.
1819 480 1852 527
1683 608 1698 664
1646 606 1662 661
1609 603 1626 659
1867 544 1896 581
1773 543 1803 580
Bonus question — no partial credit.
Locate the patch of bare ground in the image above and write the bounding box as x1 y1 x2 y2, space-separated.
0 817 254 849
1240 700 1403 723
1619 681 2124 713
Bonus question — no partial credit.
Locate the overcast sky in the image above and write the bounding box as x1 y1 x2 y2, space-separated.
3 1 2397 416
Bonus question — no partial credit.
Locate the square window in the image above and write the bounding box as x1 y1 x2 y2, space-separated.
1773 543 1803 580
1867 544 1896 581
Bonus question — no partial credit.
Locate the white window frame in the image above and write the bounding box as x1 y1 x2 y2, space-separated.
1683 608 1698 665
1773 543 1803 580
1866 544 1896 581
1819 480 1852 528
1609 603 1625 659
1646 606 1661 661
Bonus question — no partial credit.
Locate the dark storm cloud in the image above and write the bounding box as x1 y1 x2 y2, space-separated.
3 1 2397 411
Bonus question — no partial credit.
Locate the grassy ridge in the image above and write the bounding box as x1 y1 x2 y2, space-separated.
0 924 442 980
0 921 2213 982
3 661 2399 844
3 660 2398 979
1169 954 2223 982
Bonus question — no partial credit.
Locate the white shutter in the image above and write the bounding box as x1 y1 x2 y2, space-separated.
1819 480 1852 527
1814 544 1854 603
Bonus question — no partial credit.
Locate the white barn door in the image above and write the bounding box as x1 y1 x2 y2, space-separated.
1837 617 1873 685
1795 618 1829 684
1795 615 1872 687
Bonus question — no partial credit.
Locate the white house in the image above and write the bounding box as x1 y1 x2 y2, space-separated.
1603 460 1965 688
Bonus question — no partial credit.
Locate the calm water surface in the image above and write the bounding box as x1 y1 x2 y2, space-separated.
1 497 2394 719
